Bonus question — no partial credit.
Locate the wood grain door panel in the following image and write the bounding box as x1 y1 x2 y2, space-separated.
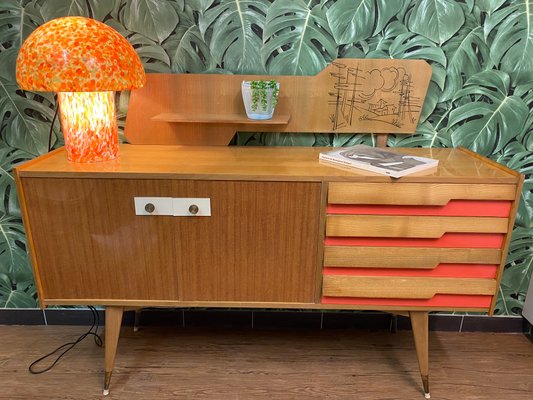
174 180 321 302
22 178 321 304
22 178 180 301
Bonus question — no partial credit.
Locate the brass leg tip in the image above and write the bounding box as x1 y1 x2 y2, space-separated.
103 371 113 394
422 375 430 398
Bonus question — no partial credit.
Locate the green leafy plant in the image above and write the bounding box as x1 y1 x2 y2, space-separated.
250 80 279 112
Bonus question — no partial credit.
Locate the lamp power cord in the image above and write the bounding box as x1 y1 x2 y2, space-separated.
28 306 103 374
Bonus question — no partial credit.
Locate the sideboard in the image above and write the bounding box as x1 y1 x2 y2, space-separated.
15 144 523 398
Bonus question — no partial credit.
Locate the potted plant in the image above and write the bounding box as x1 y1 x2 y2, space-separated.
241 79 280 120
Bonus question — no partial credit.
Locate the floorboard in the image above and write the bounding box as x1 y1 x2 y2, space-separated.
0 326 531 399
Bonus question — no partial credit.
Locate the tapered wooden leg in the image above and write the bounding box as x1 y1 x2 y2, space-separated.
410 311 430 399
133 309 142 332
103 306 124 396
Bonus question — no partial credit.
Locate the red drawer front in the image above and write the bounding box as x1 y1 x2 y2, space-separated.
323 264 498 279
327 200 512 217
321 294 492 308
325 233 504 248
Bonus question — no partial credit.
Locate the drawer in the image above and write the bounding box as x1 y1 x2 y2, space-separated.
325 233 505 248
324 246 502 269
325 215 508 238
327 200 512 217
322 275 497 299
323 264 498 279
328 182 517 205
321 295 493 309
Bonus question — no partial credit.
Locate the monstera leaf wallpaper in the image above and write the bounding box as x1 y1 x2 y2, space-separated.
0 0 531 314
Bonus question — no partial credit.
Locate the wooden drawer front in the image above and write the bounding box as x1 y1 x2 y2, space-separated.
324 264 498 279
327 200 512 217
324 246 501 269
328 182 516 205
326 215 508 238
322 275 497 299
325 233 505 248
321 295 493 308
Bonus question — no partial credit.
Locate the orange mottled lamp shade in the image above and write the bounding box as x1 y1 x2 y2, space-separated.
16 17 145 162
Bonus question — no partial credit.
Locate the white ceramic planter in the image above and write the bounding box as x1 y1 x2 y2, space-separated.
241 81 280 120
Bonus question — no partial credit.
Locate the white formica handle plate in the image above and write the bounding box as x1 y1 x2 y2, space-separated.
134 197 211 216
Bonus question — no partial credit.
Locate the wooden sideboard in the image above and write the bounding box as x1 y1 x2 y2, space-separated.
15 144 523 398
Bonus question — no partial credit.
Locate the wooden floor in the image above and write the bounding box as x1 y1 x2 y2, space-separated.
0 326 532 400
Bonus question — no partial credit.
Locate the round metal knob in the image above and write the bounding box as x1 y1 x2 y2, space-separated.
144 203 155 213
188 204 199 215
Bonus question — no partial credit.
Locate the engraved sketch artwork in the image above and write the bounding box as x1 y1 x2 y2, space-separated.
328 61 422 131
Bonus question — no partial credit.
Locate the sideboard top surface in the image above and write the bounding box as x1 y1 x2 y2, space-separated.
16 145 519 183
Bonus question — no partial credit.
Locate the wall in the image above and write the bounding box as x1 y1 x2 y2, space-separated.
0 0 531 314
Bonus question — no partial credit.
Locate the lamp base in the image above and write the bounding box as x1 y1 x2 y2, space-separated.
58 91 118 163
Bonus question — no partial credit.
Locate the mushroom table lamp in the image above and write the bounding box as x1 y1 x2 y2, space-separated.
16 17 145 162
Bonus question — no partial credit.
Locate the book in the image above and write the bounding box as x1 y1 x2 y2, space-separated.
319 144 438 178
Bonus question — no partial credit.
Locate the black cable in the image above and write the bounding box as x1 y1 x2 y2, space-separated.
48 103 59 152
28 306 103 374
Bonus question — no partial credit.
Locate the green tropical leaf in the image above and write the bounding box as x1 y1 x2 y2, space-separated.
440 16 490 102
338 44 366 58
494 285 524 315
121 0 178 44
0 274 37 308
262 0 336 75
0 80 56 155
388 32 447 66
186 0 216 13
164 6 214 73
476 0 506 13
326 0 403 45
87 0 117 21
40 0 90 21
366 21 408 58
0 47 17 82
199 0 269 74
374 0 406 34
0 0 42 48
496 227 533 315
448 70 528 156
129 33 172 72
498 150 533 228
485 0 533 85
262 132 316 147
514 82 533 148
0 49 57 155
331 133 374 147
420 81 441 123
0 214 29 283
507 227 533 271
388 120 452 148
313 133 331 147
0 147 31 216
407 0 465 45
234 132 263 146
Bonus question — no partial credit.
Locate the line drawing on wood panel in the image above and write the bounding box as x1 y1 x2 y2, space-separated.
328 62 422 131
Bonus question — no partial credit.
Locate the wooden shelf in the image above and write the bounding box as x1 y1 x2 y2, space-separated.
151 113 291 125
